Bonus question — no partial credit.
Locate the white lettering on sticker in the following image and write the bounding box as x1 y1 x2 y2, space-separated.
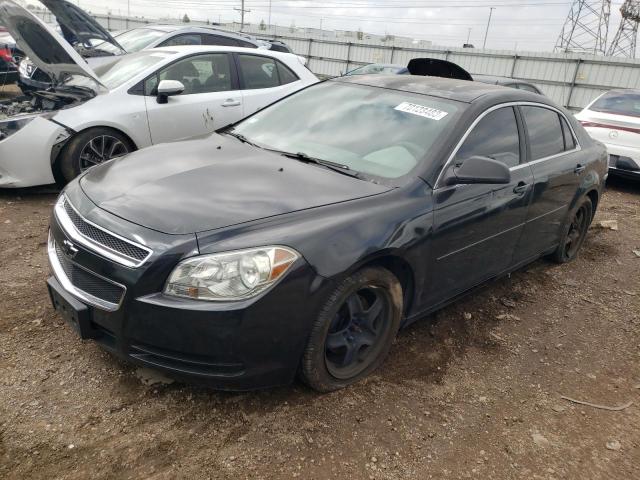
394 102 448 120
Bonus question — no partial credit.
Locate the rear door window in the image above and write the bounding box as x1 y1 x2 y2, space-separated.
237 54 280 89
159 34 202 47
521 106 565 160
455 106 521 168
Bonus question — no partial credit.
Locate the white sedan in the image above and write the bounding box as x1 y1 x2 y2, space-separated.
0 1 317 188
575 89 640 181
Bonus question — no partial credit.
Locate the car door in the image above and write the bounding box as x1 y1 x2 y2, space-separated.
515 105 583 261
427 106 535 303
143 53 243 144
234 53 302 115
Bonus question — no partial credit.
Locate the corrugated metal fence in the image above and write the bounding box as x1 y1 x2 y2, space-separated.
33 10 640 111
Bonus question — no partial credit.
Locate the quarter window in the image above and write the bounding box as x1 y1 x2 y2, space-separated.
521 106 564 160
560 116 576 150
144 54 233 95
455 107 521 168
277 61 299 85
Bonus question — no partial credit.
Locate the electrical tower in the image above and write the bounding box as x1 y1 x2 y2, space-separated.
608 1 640 57
555 0 611 55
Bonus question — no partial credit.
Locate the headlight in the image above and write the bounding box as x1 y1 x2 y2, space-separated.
163 246 300 301
0 116 35 141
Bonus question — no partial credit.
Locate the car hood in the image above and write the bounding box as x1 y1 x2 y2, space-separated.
0 0 103 89
79 135 391 235
39 0 124 54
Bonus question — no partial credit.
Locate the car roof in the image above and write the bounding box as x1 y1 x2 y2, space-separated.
333 74 516 103
145 44 293 59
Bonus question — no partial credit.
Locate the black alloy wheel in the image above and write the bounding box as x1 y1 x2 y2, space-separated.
551 197 593 263
300 267 403 392
78 135 129 172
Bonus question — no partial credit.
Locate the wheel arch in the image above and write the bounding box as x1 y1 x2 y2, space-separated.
51 125 139 185
585 188 599 220
343 251 416 320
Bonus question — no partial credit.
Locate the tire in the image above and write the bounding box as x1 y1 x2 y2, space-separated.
300 267 403 392
550 197 593 264
58 127 134 184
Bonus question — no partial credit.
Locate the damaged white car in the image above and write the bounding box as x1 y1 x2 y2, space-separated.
0 0 317 188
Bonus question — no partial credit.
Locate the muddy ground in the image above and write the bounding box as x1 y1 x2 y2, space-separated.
0 178 639 480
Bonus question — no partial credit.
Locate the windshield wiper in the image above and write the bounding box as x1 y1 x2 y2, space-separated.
278 151 362 179
224 131 261 148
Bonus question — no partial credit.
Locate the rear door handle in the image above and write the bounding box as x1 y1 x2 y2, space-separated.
513 182 529 195
221 99 241 107
574 164 586 174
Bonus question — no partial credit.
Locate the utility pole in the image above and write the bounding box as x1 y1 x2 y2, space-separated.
555 1 611 55
234 0 251 30
268 0 272 28
483 7 495 49
127 0 130 17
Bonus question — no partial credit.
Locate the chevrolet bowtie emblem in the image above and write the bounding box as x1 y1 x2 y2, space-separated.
62 239 79 258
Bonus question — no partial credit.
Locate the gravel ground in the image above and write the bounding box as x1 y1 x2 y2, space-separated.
0 178 639 479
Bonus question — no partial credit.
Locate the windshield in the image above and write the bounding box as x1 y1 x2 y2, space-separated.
93 28 167 55
590 91 640 118
348 64 404 75
94 51 172 89
233 82 462 179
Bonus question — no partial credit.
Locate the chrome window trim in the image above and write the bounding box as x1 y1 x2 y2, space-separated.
434 101 582 189
55 196 152 268
48 232 126 312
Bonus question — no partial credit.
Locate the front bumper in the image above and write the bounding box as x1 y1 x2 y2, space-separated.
0 116 67 188
47 188 331 390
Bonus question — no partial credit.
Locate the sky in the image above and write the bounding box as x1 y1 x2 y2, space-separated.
28 0 629 52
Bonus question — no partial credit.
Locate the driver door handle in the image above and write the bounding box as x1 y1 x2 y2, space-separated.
513 181 529 195
221 99 241 107
574 164 586 174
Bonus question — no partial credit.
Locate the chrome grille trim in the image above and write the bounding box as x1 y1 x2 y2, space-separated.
48 232 126 312
54 195 152 268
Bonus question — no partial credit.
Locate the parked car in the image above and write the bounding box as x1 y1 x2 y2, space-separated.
473 74 543 94
0 28 21 86
0 1 318 188
575 89 640 180
345 63 409 76
257 38 294 53
47 74 606 391
19 0 266 91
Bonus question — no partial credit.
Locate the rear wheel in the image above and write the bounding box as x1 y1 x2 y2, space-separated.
550 197 593 263
58 127 134 183
300 267 402 392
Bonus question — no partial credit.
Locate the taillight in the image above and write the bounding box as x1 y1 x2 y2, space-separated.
0 47 12 63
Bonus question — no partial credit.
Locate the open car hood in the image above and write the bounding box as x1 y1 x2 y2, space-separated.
39 0 124 54
0 0 104 88
407 58 473 81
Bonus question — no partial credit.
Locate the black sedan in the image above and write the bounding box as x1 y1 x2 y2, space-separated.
46 75 607 391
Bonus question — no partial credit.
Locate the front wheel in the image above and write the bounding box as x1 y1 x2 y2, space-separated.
58 127 134 184
550 197 593 263
300 267 403 392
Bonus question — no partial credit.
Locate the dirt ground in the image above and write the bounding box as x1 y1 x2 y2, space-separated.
0 178 638 480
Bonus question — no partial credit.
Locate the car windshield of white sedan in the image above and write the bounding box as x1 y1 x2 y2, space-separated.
591 91 640 118
92 28 168 55
233 82 461 179
95 52 173 89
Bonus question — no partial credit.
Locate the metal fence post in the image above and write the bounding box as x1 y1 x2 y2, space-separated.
510 54 518 78
306 39 313 70
566 58 583 110
345 42 352 74
389 45 395 64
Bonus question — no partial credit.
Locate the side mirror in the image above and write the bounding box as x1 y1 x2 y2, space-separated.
445 155 511 185
156 80 185 104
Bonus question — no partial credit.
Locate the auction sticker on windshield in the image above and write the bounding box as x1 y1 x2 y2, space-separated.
394 102 448 120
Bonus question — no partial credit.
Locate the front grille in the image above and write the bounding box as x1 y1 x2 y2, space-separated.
54 242 125 306
61 197 150 264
